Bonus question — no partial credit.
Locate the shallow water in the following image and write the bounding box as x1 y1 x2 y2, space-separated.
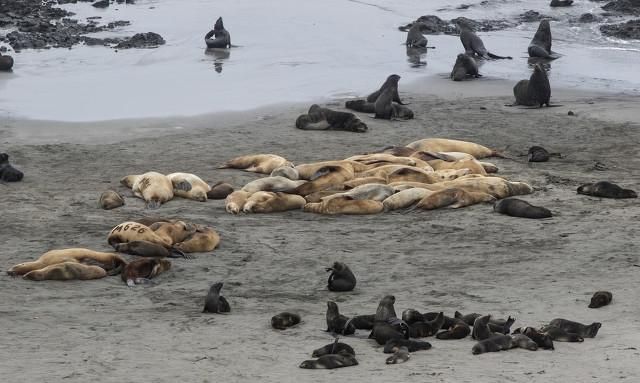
0 0 639 121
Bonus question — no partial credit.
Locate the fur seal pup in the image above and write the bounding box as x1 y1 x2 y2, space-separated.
219 154 292 174
345 100 414 119
471 334 513 355
386 346 410 364
547 318 601 338
436 318 471 340
22 262 108 281
304 196 384 215
510 334 538 351
326 301 356 335
405 22 429 48
0 52 14 71
457 21 512 60
577 181 637 199
326 262 356 292
241 176 306 193
408 312 445 338
205 17 231 49
0 153 24 182
8 249 126 276
312 340 355 357
121 171 174 209
167 173 212 202
513 327 554 349
174 225 220 253
225 190 251 214
383 338 431 353
416 188 495 210
207 182 234 199
528 20 559 59
270 166 299 180
406 138 504 159
450 54 480 81
242 191 306 213
121 258 171 287
512 64 551 107
494 198 552 219
550 0 573 6
296 104 368 132
367 74 407 105
589 291 613 309
115 241 185 258
293 164 355 195
472 315 493 340
454 311 481 326
203 282 231 313
299 353 358 369
383 188 434 211
370 295 410 345
99 190 125 210
271 312 301 329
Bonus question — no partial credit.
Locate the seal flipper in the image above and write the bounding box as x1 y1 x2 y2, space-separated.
168 247 188 259
218 296 231 312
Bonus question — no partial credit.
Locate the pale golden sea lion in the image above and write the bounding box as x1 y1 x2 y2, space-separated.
324 184 396 202
149 220 196 245
121 258 171 287
293 164 355 196
8 249 126 276
225 190 251 214
346 154 417 167
343 176 387 189
386 167 469 184
243 191 307 213
167 172 212 202
406 138 503 159
304 196 384 215
23 262 107 281
428 159 487 175
383 188 434 211
304 190 343 203
359 164 433 179
108 221 172 248
218 154 292 174
415 188 496 210
99 190 125 210
295 161 365 180
270 166 300 180
433 177 533 199
174 225 220 253
241 176 306 193
121 171 174 209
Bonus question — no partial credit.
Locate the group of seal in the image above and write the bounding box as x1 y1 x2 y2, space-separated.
0 153 23 182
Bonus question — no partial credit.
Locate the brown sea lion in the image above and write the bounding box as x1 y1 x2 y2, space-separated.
167 173 212 202
207 182 235 199
149 220 196 245
23 262 107 281
203 282 231 313
225 190 251 214
540 326 584 342
577 181 637 199
120 171 174 209
528 20 559 59
204 17 231 49
327 261 356 292
304 196 384 215
241 176 306 193
406 138 503 159
271 312 301 330
174 225 220 253
299 353 358 369
513 63 551 107
8 249 126 276
416 188 496 210
243 191 306 213
513 327 554 349
367 74 407 104
326 301 356 335
450 53 480 81
312 340 356 357
494 198 552 219
295 104 368 133
471 334 513 354
293 164 355 196
436 318 471 340
121 258 171 287
547 318 601 338
219 154 292 174
108 221 172 249
589 291 613 308
99 190 125 210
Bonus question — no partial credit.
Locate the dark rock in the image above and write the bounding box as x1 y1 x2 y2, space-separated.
114 32 165 49
92 0 109 8
550 0 574 6
600 19 640 39
602 0 640 16
398 15 515 34
578 13 598 23
519 10 552 22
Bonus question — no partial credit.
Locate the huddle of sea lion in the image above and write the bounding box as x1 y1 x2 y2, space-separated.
0 153 24 182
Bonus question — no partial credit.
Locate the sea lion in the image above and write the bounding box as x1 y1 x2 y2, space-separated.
241 176 306 193
350 314 376 330
405 22 428 47
428 177 534 199
450 53 481 81
488 316 516 334
589 291 613 308
457 21 512 60
387 167 468 184
540 326 584 342
304 196 384 215
369 295 410 345
343 177 388 189
204 17 231 49
293 164 355 196
374 78 414 120
383 338 431 353
455 311 481 326
436 318 471 340
547 318 601 338
304 190 342 203
203 282 231 313
295 161 365 180
121 258 171 287
219 154 292 174
367 74 407 104
326 184 397 202
528 146 550 162
494 198 552 219
173 225 220 253
472 315 493 340
326 301 356 335
345 100 413 118
299 353 358 369
243 191 306 213
0 153 24 182
406 138 503 159
408 312 445 338
512 63 551 107
577 181 637 199
0 52 14 71
416 188 495 210
550 0 573 6
8 248 126 276
99 190 125 210
167 173 211 202
386 346 410 364
428 158 487 175
295 104 368 133
528 20 559 59
359 164 428 179
312 340 356 357
108 221 172 249
271 312 301 329
326 262 356 292
120 171 174 209
383 188 434 211
346 153 418 167
513 327 554 349
207 182 235 199
471 334 513 355
225 190 251 214
115 241 185 258
149 220 196 245
270 166 300 180
23 262 107 281
510 334 538 351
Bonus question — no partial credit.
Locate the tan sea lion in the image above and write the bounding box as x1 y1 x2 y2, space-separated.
108 221 172 248
386 167 469 184
241 176 307 193
428 159 487 175
120 171 174 209
343 176 387 189
383 188 434 211
292 164 355 196
174 225 220 253
99 190 125 210
406 138 503 159
167 172 211 202
225 190 251 214
219 154 292 174
295 161 365 180
346 153 418 167
270 166 300 180
149 220 196 245
304 190 343 203
243 192 306 213
432 177 534 199
22 262 108 281
415 188 496 210
304 196 384 215
8 248 126 276
324 184 397 202
121 258 171 287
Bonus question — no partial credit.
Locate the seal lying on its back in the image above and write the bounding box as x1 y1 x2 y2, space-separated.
326 262 356 292
494 198 552 219
512 64 551 107
577 181 637 199
204 17 231 49
528 20 559 59
203 282 231 313
457 21 512 60
589 291 612 308
0 153 24 182
296 104 368 132
450 54 480 81
0 52 14 71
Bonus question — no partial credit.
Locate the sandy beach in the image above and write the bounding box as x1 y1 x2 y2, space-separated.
1 79 639 381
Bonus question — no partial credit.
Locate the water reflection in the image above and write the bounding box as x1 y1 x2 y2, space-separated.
527 57 552 71
204 48 230 73
406 46 427 68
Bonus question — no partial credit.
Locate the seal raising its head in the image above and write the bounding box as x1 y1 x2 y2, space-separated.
203 282 231 313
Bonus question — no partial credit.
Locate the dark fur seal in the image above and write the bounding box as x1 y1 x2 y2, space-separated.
345 100 413 120
383 338 431 353
299 353 358 369
528 20 559 59
326 301 356 335
370 295 409 345
203 282 231 313
472 334 513 355
207 182 234 199
547 318 601 338
550 0 573 6
577 181 637 199
0 52 14 71
296 104 368 133
450 53 480 81
494 198 552 219
513 327 554 349
541 326 584 342
455 311 481 326
457 22 512 60
528 145 550 162
0 153 24 182
436 318 471 340
405 22 428 48
204 17 231 49
271 312 301 329
513 64 551 107
350 314 375 330
488 316 516 334
385 346 410 364
367 74 407 104
121 258 171 287
115 240 187 258
472 315 492 340
312 339 355 357
326 262 356 292
408 312 445 338
589 291 613 308
374 79 398 119
511 334 538 351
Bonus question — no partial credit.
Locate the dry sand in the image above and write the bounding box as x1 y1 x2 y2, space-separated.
1 81 639 382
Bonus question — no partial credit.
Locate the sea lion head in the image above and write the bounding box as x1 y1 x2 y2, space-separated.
386 74 401 85
209 281 224 294
346 117 369 133
191 189 208 202
120 175 137 188
299 360 315 369
326 262 346 273
326 301 339 316
586 322 602 338
401 309 424 324
214 17 224 31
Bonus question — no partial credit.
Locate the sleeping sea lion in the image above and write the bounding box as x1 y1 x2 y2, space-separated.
513 327 554 349
577 181 637 199
299 353 358 369
528 20 559 59
511 334 538 351
174 225 220 253
512 63 551 107
326 262 356 292
242 191 306 213
167 173 212 202
326 184 396 202
108 221 172 249
0 52 14 71
406 138 503 159
589 291 613 308
416 188 495 210
540 326 584 342
225 190 251 214
383 338 431 353
204 17 231 49
23 262 107 281
293 164 354 195
428 158 487 175
346 153 417 167
295 104 368 132
312 340 356 357
271 312 301 329
8 248 126 276
270 166 300 180
436 318 471 340
115 241 185 258
121 258 171 287
386 346 410 364
457 21 512 60
367 74 407 104
370 295 410 345
450 53 480 81
547 318 601 338
408 312 445 338
471 334 513 354
427 176 534 199
383 188 433 211
149 220 196 245
493 198 552 219
0 153 24 182
219 154 292 174
295 161 365 180
241 176 306 193
304 196 384 215
326 301 356 335
203 282 231 313
121 171 174 209
207 182 235 199
99 190 125 210
343 176 388 189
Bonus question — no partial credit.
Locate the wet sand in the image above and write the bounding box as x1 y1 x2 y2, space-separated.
1 86 640 382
